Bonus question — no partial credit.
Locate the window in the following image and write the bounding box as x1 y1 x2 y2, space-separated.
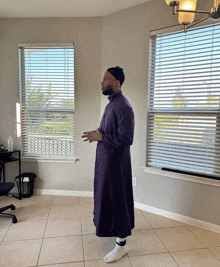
19 43 75 157
147 22 220 178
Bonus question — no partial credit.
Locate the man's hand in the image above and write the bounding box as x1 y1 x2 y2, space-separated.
82 128 102 143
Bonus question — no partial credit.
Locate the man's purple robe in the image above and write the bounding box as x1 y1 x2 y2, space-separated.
93 90 135 238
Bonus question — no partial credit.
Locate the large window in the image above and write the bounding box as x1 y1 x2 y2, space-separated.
19 43 75 157
147 22 220 178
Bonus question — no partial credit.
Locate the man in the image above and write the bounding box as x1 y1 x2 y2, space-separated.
82 66 135 263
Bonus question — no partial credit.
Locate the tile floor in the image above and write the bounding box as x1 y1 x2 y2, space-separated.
1 194 220 266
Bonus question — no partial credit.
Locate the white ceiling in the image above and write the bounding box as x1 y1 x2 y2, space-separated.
0 0 152 18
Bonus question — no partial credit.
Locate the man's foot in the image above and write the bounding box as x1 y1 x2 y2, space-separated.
103 243 129 263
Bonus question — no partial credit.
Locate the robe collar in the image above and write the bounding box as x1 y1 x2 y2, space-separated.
108 90 122 102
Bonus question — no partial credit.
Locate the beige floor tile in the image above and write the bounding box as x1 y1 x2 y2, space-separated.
0 205 21 225
17 205 50 221
38 236 84 265
83 234 116 261
85 256 132 266
155 227 206 252
0 220 11 242
0 239 42 267
80 196 94 204
141 211 184 229
45 217 82 237
81 216 96 235
3 219 47 241
49 204 81 219
128 229 167 256
0 198 21 211
0 195 25 207
171 248 220 267
187 226 220 247
5 195 220 267
39 263 85 267
129 253 178 267
133 209 152 230
22 194 53 207
80 202 94 217
52 195 80 205
209 247 220 261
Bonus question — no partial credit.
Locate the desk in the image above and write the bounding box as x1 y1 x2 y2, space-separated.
0 149 21 199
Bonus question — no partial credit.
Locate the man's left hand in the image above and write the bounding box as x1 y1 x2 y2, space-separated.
82 128 102 143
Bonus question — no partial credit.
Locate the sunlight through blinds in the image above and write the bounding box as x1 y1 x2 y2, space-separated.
19 43 75 157
147 22 220 177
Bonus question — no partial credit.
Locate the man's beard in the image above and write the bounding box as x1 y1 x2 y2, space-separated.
102 85 114 96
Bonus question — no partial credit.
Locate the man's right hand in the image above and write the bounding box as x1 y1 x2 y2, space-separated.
81 128 102 143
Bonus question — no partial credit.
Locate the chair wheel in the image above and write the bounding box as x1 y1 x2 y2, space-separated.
12 217 17 223
11 205 16 210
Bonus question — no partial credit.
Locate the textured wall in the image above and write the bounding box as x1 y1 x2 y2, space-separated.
101 0 220 225
0 17 102 191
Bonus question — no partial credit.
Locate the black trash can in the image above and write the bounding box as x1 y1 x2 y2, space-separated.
15 172 36 198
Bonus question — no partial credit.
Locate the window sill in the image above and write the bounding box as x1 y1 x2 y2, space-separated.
143 166 220 188
21 156 80 163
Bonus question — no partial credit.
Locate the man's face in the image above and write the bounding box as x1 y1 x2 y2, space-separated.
101 71 114 96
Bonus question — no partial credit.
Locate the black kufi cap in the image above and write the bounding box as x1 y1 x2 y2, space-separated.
107 66 125 86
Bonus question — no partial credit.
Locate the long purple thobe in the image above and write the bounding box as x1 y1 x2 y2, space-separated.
93 90 135 238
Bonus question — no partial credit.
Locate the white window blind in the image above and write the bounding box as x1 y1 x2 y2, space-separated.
147 22 220 178
19 43 75 157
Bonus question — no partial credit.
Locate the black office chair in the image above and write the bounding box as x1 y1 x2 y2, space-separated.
0 160 17 223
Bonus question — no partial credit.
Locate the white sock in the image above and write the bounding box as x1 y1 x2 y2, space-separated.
103 237 129 263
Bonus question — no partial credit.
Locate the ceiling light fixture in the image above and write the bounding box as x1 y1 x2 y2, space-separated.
166 0 220 32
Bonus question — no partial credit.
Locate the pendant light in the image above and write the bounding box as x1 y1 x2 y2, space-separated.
178 0 197 25
166 0 220 32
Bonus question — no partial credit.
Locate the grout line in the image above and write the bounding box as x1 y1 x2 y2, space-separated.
185 227 220 263
127 254 134 267
79 197 86 264
139 210 154 230
170 247 220 266
184 225 208 248
165 247 214 253
35 195 54 266
128 251 181 267
150 227 180 267
140 209 198 230
152 228 169 252
3 195 220 266
168 253 181 267
207 247 220 263
36 260 85 266
136 202 220 234
1 221 12 243
128 251 175 258
1 198 23 243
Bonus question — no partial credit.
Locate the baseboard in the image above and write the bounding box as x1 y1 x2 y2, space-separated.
134 201 220 234
11 187 220 233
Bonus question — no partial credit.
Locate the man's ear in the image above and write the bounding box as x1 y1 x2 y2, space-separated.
114 80 119 87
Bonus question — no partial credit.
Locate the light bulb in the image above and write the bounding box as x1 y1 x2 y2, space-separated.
182 3 193 9
178 0 197 25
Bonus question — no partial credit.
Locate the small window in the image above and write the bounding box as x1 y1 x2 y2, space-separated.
19 43 75 157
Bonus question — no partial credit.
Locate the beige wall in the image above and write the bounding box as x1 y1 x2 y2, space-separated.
1 0 220 225
0 17 102 191
102 0 180 200
102 0 220 225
